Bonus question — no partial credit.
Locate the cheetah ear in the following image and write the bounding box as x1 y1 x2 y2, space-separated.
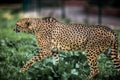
42 17 57 22
25 22 31 26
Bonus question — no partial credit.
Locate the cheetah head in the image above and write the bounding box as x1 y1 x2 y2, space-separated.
14 17 57 34
14 18 37 34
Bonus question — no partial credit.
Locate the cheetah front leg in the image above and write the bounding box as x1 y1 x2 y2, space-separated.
21 49 52 72
52 52 59 64
86 50 99 79
51 46 59 64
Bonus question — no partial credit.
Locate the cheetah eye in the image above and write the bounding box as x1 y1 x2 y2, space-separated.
26 22 31 26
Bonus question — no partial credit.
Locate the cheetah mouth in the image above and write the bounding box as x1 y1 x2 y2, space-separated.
14 26 31 34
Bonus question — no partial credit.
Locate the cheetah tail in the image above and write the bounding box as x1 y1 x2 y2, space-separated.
110 33 120 71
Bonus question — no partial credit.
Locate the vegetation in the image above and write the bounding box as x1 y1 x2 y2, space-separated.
0 9 120 80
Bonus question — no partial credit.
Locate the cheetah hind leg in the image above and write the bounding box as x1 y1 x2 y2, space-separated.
86 52 99 79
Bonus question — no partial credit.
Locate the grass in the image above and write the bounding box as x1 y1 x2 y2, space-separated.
0 9 120 80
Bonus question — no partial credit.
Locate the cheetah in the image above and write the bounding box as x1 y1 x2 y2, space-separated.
14 17 120 78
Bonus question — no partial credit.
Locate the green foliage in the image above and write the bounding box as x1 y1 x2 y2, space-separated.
0 9 120 80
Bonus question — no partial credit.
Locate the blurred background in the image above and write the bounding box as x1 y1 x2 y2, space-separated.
0 0 120 80
0 0 120 26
